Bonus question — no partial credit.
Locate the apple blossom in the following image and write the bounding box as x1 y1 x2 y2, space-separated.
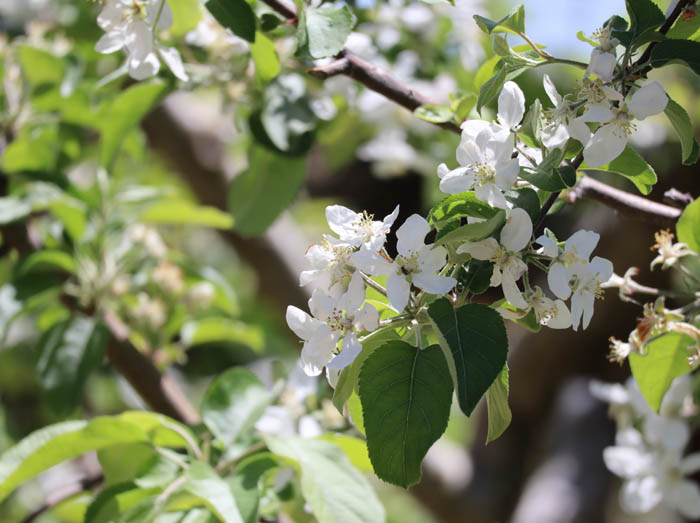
458 208 532 309
325 204 399 251
649 229 696 271
541 74 592 150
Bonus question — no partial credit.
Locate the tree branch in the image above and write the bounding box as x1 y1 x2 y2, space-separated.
260 0 690 228
635 0 694 67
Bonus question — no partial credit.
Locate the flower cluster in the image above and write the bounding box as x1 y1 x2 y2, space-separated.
95 0 188 81
287 205 457 379
591 376 700 518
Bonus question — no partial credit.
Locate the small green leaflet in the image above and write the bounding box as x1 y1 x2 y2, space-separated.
473 4 525 35
629 333 694 412
581 145 657 195
664 98 700 165
141 200 233 229
434 209 506 246
676 197 700 253
485 365 511 443
358 341 453 487
298 5 356 59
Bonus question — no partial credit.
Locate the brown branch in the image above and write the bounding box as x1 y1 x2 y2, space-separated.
103 310 201 425
635 0 694 68
22 473 103 523
260 0 297 21
567 175 681 227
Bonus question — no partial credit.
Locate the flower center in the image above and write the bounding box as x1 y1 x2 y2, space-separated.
396 251 420 276
470 160 496 185
327 307 353 332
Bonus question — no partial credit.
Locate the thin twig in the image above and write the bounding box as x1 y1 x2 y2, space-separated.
635 0 694 67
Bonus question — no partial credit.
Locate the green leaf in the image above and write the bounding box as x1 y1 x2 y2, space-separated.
250 32 280 82
473 5 525 35
0 416 166 501
458 259 494 295
50 199 87 241
664 97 700 165
1 125 60 174
581 145 657 195
227 454 279 523
576 30 598 46
264 436 384 523
141 200 233 228
258 75 316 154
98 443 156 486
36 316 108 415
451 93 477 121
519 98 543 148
629 333 694 412
228 146 307 237
485 365 511 443
181 318 264 351
18 46 65 88
201 367 273 447
427 299 509 416
167 0 203 37
676 197 700 253
301 5 355 59
331 328 402 414
428 192 499 228
505 188 540 224
85 482 159 523
100 83 169 168
414 104 454 123
316 434 372 473
615 0 665 47
185 462 244 523
205 0 256 43
21 250 76 275
649 39 700 76
434 209 506 246
358 341 453 487
0 197 31 224
477 66 506 115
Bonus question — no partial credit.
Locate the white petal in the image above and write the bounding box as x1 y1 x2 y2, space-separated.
566 230 600 262
300 326 338 376
667 481 700 519
535 235 559 258
680 453 700 475
326 205 360 242
541 123 569 151
125 20 154 59
567 117 592 145
497 81 525 129
501 271 528 309
620 477 663 513
457 238 499 260
412 272 456 295
577 290 596 330
627 81 668 120
456 138 483 166
339 271 366 313
95 31 125 54
147 0 173 30
382 204 400 229
547 300 572 329
350 249 393 276
603 446 654 479
386 272 411 312
460 119 492 143
475 183 509 209
396 214 430 256
327 333 362 370
501 208 533 252
542 74 561 106
590 256 614 283
643 415 689 453
286 306 319 341
309 289 336 321
587 49 616 82
494 158 519 191
128 52 160 80
440 170 476 194
355 303 379 332
437 163 450 179
418 245 448 274
159 46 188 81
580 103 615 123
583 123 627 167
548 262 572 300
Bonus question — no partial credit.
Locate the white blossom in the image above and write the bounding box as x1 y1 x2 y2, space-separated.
352 214 456 312
541 74 592 150
325 204 399 251
458 208 532 309
286 272 378 376
650 229 695 271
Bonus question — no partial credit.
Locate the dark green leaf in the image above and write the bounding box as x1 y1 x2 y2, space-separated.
677 197 700 253
629 333 694 412
428 192 499 228
201 367 273 447
85 481 159 523
485 365 511 443
100 83 169 168
473 5 525 35
434 209 506 246
205 0 256 43
477 66 506 114
228 146 307 237
185 462 244 523
458 259 494 295
614 0 665 47
427 299 509 416
505 188 540 224
97 443 156 486
358 341 453 487
664 97 700 165
558 164 577 187
36 316 107 415
649 39 700 76
581 145 657 195
264 436 384 522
